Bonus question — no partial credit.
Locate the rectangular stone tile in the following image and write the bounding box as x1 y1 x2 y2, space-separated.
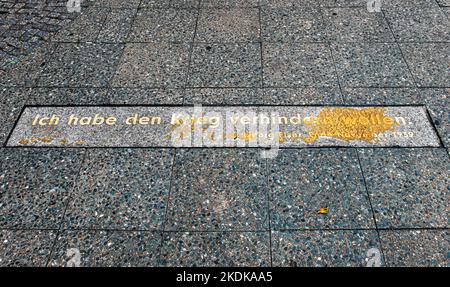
323 8 394 42
0 229 56 267
358 148 449 228
201 0 259 8
108 88 184 105
380 230 449 267
37 43 124 88
263 43 338 87
25 88 110 105
170 0 201 9
422 88 450 147
260 0 335 7
188 43 262 88
268 149 374 230
437 0 450 6
196 8 260 42
48 230 162 267
272 230 383 267
384 7 450 42
160 231 270 266
331 42 414 87
0 88 26 145
7 106 441 148
64 149 174 230
51 8 108 42
165 149 268 231
128 9 197 43
92 0 141 8
261 7 326 42
140 0 171 8
112 43 190 88
97 9 136 42
336 0 440 7
262 87 343 104
341 88 422 105
399 43 450 88
0 43 58 87
184 88 264 105
0 148 85 229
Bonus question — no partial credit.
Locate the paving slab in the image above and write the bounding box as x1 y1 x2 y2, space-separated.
263 43 338 87
92 0 141 8
331 42 415 87
358 148 449 229
112 43 190 88
184 88 265 105
97 9 137 43
25 88 110 105
0 229 56 267
188 43 262 88
129 9 197 43
383 7 450 42
63 149 174 230
108 88 185 105
0 87 26 144
48 230 162 267
262 87 343 105
341 88 422 105
36 43 124 88
160 231 270 266
421 88 450 147
165 149 269 231
268 149 374 230
260 0 335 8
261 7 326 42
201 0 259 8
196 8 260 42
399 43 450 88
323 8 394 42
272 230 383 267
380 229 449 267
0 148 85 229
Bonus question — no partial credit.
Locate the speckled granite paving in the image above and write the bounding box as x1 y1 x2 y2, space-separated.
0 0 449 267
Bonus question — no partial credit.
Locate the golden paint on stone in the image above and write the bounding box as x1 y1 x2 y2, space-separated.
59 139 67 145
19 138 29 145
40 136 53 143
301 107 396 143
74 139 85 145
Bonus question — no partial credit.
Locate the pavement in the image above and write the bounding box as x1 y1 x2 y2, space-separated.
0 0 449 267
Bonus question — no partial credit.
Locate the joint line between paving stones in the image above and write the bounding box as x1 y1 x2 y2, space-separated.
355 148 387 266
264 157 274 267
45 148 88 267
2 104 25 147
157 149 178 265
182 0 201 104
424 107 446 148
258 0 264 89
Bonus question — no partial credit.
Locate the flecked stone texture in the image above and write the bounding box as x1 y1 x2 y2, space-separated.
260 0 336 8
165 149 269 231
129 9 197 43
399 43 450 87
0 148 85 229
359 148 449 228
380 230 449 267
188 43 262 87
36 43 124 87
160 231 270 266
261 7 326 42
49 230 162 267
262 87 343 104
268 149 374 230
341 88 422 105
272 230 383 267
323 8 394 42
263 43 338 87
201 0 259 8
422 88 450 147
25 87 110 105
335 0 440 8
97 9 137 43
196 8 260 42
383 7 450 42
93 0 141 8
112 43 190 88
331 42 414 87
437 0 450 6
0 229 56 267
108 88 184 105
184 88 265 105
0 87 26 144
64 149 174 230
51 8 108 42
